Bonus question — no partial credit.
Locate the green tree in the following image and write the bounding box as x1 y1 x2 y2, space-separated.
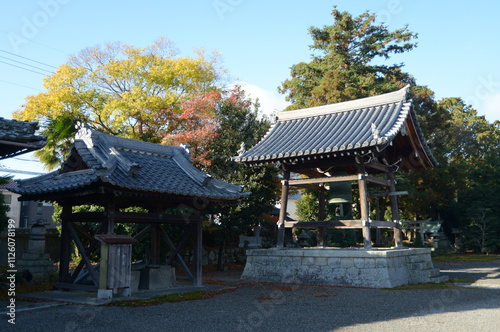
276 6 500 252
279 6 417 109
13 37 224 170
399 96 500 250
202 86 280 270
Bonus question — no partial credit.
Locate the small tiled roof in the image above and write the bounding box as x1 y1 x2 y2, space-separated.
13 126 247 201
0 118 46 159
0 178 18 189
234 85 436 168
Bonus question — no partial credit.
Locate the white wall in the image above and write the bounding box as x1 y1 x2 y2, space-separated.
2 189 21 228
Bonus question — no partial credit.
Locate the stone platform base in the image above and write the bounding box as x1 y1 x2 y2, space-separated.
242 247 448 288
137 265 176 291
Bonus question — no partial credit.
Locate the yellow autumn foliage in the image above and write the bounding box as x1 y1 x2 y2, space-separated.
13 37 224 142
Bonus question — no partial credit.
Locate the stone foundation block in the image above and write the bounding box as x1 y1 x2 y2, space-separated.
242 248 444 288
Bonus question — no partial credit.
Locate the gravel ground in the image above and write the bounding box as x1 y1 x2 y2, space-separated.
3 261 500 332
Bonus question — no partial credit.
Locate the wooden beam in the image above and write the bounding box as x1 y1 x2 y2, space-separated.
71 222 94 241
289 174 358 186
65 212 107 223
365 161 389 172
284 220 363 228
284 155 357 172
294 184 321 191
284 220 399 229
369 191 408 197
70 240 100 284
365 175 390 187
370 220 399 228
65 211 202 224
165 225 193 266
114 212 201 223
158 226 194 282
67 222 99 286
70 222 106 284
133 225 152 240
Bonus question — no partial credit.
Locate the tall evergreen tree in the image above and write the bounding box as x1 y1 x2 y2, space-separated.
279 6 417 109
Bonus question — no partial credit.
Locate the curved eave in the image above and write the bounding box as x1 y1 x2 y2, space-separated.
100 176 247 201
406 109 437 168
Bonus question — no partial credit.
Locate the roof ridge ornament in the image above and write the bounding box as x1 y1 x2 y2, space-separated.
237 142 246 156
180 143 191 159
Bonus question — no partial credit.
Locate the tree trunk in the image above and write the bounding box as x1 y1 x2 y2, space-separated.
217 240 226 271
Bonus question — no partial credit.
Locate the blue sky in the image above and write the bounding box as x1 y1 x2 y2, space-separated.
1 0 499 177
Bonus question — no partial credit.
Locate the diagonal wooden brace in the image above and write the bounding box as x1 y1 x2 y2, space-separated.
159 225 194 282
67 221 100 286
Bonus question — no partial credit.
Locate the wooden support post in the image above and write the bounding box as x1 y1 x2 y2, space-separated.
317 183 325 247
356 163 372 249
375 197 381 245
277 170 290 248
151 224 160 265
386 170 403 247
193 219 203 287
105 199 115 234
59 204 72 283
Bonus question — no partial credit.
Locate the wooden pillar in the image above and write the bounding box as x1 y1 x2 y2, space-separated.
105 198 115 235
193 217 203 287
151 206 162 265
317 183 325 247
277 170 290 248
375 197 381 245
59 204 72 283
356 163 372 249
151 224 160 265
386 170 403 247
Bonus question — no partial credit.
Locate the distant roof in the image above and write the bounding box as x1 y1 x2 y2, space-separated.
234 85 436 171
12 126 247 202
0 178 18 190
421 221 443 234
0 118 46 159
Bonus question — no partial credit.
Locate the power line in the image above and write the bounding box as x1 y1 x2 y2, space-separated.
0 59 47 76
0 79 43 91
0 47 63 67
0 55 54 74
0 167 45 176
12 156 42 162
